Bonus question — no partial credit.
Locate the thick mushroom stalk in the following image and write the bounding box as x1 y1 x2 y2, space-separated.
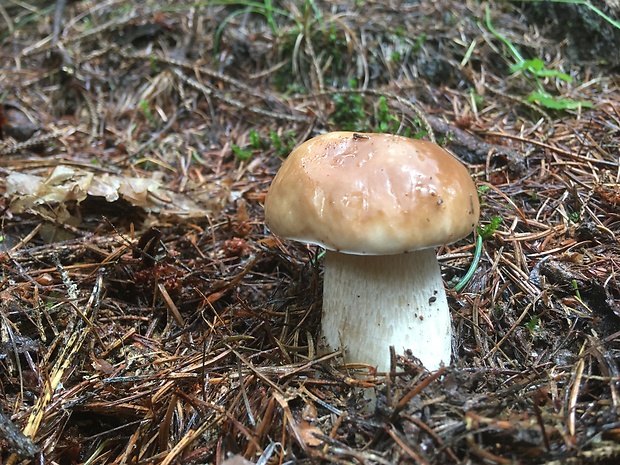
321 249 450 372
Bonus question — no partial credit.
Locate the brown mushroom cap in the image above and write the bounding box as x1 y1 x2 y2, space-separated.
265 131 480 255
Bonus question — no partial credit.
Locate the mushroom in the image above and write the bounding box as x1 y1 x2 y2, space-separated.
264 132 479 371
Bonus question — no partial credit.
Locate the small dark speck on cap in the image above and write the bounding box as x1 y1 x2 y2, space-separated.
437 199 443 205
429 296 436 304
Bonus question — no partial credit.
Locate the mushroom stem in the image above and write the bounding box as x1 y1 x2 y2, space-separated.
321 248 451 371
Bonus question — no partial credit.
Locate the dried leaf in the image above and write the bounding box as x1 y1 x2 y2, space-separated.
5 166 229 219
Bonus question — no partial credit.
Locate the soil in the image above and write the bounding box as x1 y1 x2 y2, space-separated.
0 1 619 464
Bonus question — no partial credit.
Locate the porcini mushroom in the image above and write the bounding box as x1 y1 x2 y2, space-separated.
264 132 479 371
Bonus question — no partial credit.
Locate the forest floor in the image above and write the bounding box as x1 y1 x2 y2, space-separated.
1 1 620 464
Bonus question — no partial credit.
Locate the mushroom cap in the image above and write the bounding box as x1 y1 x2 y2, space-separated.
264 132 480 255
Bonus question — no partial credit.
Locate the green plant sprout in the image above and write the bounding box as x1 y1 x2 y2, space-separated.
453 216 503 292
572 279 582 300
268 130 297 157
331 80 367 130
231 144 253 160
569 211 580 223
525 315 541 334
376 96 396 132
331 84 424 135
232 129 261 160
478 216 503 240
249 129 262 149
469 88 484 107
509 59 572 83
232 129 297 160
485 6 592 110
139 100 157 125
375 96 414 136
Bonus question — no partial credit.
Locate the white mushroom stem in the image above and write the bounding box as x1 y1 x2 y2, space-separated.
321 248 451 372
